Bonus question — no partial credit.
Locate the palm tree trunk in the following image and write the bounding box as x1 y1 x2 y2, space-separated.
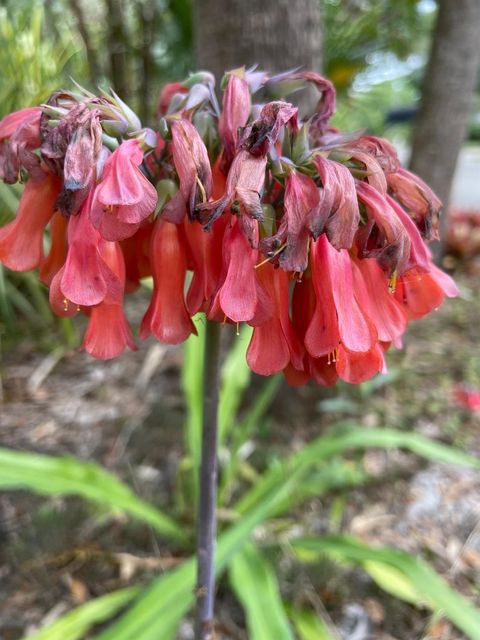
409 0 480 259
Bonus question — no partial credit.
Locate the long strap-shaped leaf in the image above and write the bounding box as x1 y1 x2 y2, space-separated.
93 467 302 640
229 544 294 640
293 535 480 640
24 427 480 639
25 587 139 640
0 448 186 542
235 427 480 514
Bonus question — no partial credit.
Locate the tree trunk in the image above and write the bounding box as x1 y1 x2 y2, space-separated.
105 0 131 101
193 0 323 110
68 0 102 86
409 0 480 258
136 0 157 125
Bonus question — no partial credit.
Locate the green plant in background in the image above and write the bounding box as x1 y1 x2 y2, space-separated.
2 328 479 639
0 4 83 117
0 4 84 347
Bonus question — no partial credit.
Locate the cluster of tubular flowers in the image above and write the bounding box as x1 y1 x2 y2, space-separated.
0 68 458 385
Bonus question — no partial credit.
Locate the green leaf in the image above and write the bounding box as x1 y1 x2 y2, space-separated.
0 448 186 542
220 375 282 502
289 608 336 640
95 464 302 639
363 560 421 604
24 587 139 640
235 427 480 516
230 544 294 640
218 324 253 443
182 315 206 470
293 535 480 640
94 560 196 640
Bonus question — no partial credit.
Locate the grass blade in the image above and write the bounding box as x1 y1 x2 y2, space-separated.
0 448 186 542
289 607 336 640
235 427 480 515
293 535 480 640
181 315 206 470
218 324 253 443
95 465 302 639
23 586 139 640
230 544 294 640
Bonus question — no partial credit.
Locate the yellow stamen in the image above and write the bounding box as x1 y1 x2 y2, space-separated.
388 270 398 294
222 314 228 325
255 243 286 269
236 322 240 336
196 175 207 203
327 347 339 365
63 298 69 312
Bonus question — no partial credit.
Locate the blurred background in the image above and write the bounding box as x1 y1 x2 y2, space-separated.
1 1 480 639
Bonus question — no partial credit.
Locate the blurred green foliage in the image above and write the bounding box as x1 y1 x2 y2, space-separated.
5 322 480 639
0 3 84 117
324 0 434 92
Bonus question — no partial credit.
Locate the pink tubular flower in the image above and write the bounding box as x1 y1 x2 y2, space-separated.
162 118 212 224
351 257 408 344
39 212 68 286
394 265 458 320
387 167 441 240
313 155 360 248
140 219 196 344
239 101 298 157
261 170 319 273
209 219 260 323
50 190 122 314
91 139 157 240
219 70 251 170
183 217 224 315
356 180 411 276
0 107 41 142
0 69 458 378
0 171 61 271
83 242 136 359
198 149 267 238
305 234 376 358
247 262 303 376
0 107 42 183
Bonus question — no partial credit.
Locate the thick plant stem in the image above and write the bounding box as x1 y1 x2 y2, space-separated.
195 320 221 640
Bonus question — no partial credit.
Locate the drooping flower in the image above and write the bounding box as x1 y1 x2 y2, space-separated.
140 219 196 344
261 170 319 273
219 69 251 170
198 149 267 241
0 107 42 183
247 262 303 375
162 118 213 224
0 170 61 271
91 138 158 240
50 190 122 314
209 218 260 323
387 167 441 240
82 241 136 359
0 69 457 384
313 155 360 248
356 180 411 276
305 233 376 359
